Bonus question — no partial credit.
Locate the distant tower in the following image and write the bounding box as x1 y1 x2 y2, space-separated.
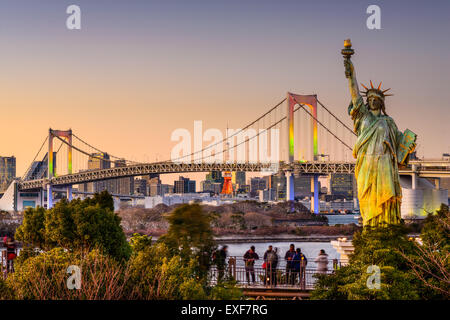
221 124 233 195
221 171 233 195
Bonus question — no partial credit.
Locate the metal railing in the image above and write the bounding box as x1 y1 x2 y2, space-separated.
210 257 336 290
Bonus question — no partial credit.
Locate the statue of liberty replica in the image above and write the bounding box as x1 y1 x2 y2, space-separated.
342 39 417 227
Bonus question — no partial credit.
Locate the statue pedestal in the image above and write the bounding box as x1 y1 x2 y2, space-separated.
331 238 354 266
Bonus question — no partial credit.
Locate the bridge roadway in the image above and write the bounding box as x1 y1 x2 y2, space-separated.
18 160 450 191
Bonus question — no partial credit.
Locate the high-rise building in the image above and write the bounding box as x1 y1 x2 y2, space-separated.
82 154 134 195
330 174 354 200
206 171 223 182
250 177 267 197
232 171 246 188
294 175 313 198
88 152 111 170
134 178 148 196
263 174 286 200
0 156 16 192
114 160 134 195
174 176 196 194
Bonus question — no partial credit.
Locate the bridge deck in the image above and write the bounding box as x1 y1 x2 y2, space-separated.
18 160 450 190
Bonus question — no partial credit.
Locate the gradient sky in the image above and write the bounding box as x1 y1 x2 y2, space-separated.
1 0 449 182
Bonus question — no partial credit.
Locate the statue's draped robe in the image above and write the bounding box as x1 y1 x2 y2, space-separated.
349 96 405 226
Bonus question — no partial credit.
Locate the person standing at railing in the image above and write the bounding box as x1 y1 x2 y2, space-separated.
292 248 302 285
243 246 259 285
213 245 228 283
314 249 329 274
263 245 278 286
284 244 296 285
4 235 17 274
296 248 308 290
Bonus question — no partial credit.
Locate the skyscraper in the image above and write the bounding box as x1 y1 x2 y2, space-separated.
0 156 16 192
174 176 196 194
232 171 246 188
114 160 134 195
250 177 267 197
330 174 354 200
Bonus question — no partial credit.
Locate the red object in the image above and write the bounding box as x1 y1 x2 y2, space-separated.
221 171 233 195
7 253 16 260
262 262 267 269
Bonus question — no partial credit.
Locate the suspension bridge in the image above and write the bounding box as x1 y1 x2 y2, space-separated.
1 92 449 212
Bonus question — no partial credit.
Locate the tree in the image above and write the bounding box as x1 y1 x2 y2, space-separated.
399 204 450 298
311 224 424 300
15 191 131 261
158 204 217 278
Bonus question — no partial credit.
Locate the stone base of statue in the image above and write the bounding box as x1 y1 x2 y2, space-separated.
331 238 355 266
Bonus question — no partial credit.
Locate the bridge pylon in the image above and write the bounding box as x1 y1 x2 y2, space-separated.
286 93 320 213
47 128 73 208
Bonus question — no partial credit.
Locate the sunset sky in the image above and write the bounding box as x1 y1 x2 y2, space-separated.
1 0 449 182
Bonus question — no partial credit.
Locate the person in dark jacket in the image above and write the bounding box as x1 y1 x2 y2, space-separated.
263 246 279 286
292 248 303 285
5 235 17 273
243 246 259 284
214 245 228 282
295 248 307 289
284 244 296 284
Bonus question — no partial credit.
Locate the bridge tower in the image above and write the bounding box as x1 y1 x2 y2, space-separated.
286 93 320 213
221 126 233 196
47 129 73 208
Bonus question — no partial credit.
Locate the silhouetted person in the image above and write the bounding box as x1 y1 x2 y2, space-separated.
264 246 278 286
284 243 296 284
243 246 259 285
5 235 17 273
214 245 228 282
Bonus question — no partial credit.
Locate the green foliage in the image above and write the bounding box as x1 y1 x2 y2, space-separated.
15 191 131 261
128 241 208 299
421 204 449 248
0 278 14 300
5 200 242 300
129 233 153 252
15 206 46 248
311 224 423 300
158 204 217 278
209 280 243 300
7 248 130 300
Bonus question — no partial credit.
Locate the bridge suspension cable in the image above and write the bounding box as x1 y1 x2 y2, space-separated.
316 99 356 136
72 133 140 164
168 98 287 163
22 136 48 179
52 134 139 167
293 101 354 151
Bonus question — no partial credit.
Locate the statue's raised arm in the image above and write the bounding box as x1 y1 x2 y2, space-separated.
342 39 361 106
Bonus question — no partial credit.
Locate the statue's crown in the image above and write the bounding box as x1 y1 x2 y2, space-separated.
360 81 393 100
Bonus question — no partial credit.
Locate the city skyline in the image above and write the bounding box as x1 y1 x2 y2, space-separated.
1 0 450 180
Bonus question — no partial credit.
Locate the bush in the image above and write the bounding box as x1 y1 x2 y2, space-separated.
7 248 130 300
15 191 131 262
311 224 424 300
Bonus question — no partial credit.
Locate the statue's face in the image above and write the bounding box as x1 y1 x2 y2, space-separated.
368 96 383 111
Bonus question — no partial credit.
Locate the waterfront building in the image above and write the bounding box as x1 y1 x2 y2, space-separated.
330 174 354 200
258 189 277 202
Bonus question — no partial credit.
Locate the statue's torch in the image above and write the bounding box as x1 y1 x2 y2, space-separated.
342 39 354 59
342 39 355 78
